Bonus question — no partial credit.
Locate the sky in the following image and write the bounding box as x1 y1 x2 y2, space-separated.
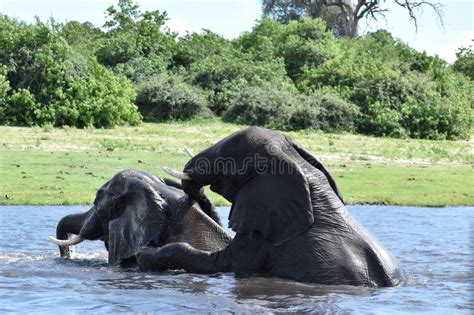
1 0 472 63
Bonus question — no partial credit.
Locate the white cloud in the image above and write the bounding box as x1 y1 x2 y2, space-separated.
163 17 193 36
433 31 473 63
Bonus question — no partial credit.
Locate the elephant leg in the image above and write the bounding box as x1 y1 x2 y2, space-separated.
137 243 232 274
137 234 271 275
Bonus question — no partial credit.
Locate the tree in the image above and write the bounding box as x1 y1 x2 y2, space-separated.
103 0 141 30
262 0 443 38
58 21 104 56
262 1 345 36
0 15 140 127
452 41 474 80
96 0 175 69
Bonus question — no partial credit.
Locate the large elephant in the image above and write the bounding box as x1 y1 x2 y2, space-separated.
49 169 231 266
137 127 407 287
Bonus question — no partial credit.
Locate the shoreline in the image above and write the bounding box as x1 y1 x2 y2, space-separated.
1 120 473 207
1 202 473 208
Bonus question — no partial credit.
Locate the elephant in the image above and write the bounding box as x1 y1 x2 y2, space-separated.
49 169 231 266
137 127 407 287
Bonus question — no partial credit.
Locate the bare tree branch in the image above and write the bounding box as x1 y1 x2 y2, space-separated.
261 0 444 38
395 0 444 31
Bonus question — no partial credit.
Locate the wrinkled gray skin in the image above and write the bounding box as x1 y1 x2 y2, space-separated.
55 169 231 266
137 127 407 287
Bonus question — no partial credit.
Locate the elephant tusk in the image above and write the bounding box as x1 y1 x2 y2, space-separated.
184 147 195 158
48 235 85 246
162 167 192 180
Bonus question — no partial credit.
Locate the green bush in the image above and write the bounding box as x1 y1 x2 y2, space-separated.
135 74 210 121
96 1 175 68
237 17 337 82
96 31 140 67
288 91 359 131
452 43 474 80
0 6 472 139
114 55 167 83
0 71 10 108
0 15 141 128
308 92 359 131
225 84 360 132
173 29 291 115
187 49 289 115
58 21 103 57
223 83 297 129
173 31 235 68
288 103 321 130
360 102 407 138
3 89 40 126
294 30 472 139
401 93 472 140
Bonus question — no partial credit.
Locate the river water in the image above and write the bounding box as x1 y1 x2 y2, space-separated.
0 205 472 313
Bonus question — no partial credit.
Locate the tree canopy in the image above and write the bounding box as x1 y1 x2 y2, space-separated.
0 0 471 140
452 41 474 81
262 0 444 38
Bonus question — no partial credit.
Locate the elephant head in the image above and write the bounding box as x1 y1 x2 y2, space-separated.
164 126 344 246
50 169 231 266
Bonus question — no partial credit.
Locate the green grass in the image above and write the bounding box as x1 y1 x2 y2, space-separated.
1 119 473 207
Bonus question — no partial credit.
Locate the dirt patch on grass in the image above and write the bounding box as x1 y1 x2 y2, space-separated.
316 153 463 166
15 143 92 152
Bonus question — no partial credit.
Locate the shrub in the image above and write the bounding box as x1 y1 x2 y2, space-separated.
59 21 103 57
295 30 472 139
237 17 337 82
307 92 359 131
135 74 210 121
96 31 140 67
360 102 407 138
1 10 471 139
289 92 359 131
96 2 175 68
223 83 297 129
0 15 140 128
401 93 472 140
2 89 39 126
224 83 359 132
114 55 167 83
452 43 474 80
173 31 234 68
187 50 289 115
208 78 247 115
174 29 291 115
288 103 321 130
0 71 10 108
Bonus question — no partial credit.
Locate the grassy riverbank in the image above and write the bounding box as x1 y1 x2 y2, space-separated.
1 119 473 207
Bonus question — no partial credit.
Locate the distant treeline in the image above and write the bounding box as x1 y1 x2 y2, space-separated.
0 0 472 140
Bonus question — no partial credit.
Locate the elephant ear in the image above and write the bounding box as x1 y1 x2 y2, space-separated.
108 190 167 266
290 139 344 204
228 168 314 246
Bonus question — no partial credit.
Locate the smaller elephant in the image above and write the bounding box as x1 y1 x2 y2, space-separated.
49 169 231 266
138 127 407 287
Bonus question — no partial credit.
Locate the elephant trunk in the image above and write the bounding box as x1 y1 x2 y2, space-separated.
53 207 103 258
54 210 90 258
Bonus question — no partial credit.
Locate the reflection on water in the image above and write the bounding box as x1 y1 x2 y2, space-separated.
0 205 473 313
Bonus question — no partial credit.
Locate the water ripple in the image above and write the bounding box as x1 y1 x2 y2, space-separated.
0 205 473 313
